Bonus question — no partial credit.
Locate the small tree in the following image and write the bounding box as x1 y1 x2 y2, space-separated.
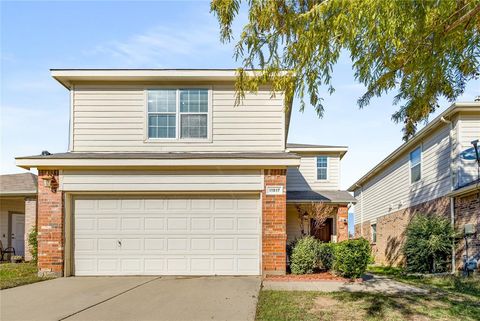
403 214 455 273
333 238 371 279
295 202 337 236
28 226 38 262
290 236 320 274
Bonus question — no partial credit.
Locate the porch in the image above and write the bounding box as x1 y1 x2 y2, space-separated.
286 190 356 244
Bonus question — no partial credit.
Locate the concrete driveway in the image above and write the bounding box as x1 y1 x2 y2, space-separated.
0 276 261 321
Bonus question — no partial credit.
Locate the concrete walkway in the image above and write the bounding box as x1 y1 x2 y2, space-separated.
1 276 261 321
262 274 429 294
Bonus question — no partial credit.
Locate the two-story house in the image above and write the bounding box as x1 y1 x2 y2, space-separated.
16 69 355 277
348 102 480 269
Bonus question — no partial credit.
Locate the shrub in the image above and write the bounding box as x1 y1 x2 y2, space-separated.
403 213 454 273
318 242 336 270
290 236 320 274
333 238 371 278
28 226 38 262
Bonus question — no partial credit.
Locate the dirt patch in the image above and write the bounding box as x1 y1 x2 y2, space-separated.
309 296 366 321
313 296 340 309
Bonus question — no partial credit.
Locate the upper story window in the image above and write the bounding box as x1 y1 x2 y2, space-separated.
147 89 209 139
316 156 328 180
410 146 422 183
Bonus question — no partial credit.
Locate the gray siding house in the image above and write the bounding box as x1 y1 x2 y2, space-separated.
349 102 480 269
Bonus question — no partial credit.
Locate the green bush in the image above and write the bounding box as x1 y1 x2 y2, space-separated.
403 214 454 273
333 238 371 278
28 226 38 262
290 236 319 274
318 242 336 270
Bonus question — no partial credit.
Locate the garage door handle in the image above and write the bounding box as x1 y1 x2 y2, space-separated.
117 240 122 247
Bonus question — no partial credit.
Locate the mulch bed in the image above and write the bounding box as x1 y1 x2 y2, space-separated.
265 271 363 283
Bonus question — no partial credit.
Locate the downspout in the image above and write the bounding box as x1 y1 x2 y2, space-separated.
441 116 456 273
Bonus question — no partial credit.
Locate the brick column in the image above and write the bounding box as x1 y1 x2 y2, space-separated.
262 169 287 275
24 197 37 261
336 205 349 242
37 170 64 277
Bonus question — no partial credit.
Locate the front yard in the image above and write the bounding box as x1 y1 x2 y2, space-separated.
0 262 51 290
256 267 480 321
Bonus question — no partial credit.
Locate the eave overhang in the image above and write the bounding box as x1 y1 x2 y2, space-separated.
16 152 301 170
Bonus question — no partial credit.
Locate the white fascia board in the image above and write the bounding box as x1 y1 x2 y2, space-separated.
16 157 301 170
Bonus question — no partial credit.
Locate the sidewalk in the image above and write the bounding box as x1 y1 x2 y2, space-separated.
262 274 428 294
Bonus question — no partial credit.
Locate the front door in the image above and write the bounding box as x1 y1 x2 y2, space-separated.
310 218 333 242
11 214 25 256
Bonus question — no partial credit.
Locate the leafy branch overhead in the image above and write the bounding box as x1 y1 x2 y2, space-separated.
211 0 480 140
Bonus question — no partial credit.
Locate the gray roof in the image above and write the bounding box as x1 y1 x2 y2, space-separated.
17 152 300 160
287 190 356 204
286 143 347 149
0 173 37 196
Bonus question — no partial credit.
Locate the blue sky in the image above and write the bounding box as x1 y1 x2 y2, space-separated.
2 1 479 231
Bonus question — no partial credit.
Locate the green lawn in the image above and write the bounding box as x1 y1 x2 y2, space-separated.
0 262 52 290
256 290 480 321
256 267 480 320
367 265 480 297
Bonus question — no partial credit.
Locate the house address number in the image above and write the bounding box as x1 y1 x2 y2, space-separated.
266 185 284 195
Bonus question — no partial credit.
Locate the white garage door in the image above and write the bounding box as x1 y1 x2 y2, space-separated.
73 195 261 276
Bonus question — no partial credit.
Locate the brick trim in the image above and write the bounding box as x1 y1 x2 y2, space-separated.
262 169 287 275
37 170 64 276
336 205 349 242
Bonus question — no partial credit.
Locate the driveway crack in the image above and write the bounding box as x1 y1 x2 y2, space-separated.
58 276 162 321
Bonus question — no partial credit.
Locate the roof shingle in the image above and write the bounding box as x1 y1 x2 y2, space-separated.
0 173 37 196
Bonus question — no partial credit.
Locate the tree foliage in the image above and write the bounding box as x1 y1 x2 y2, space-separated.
403 214 455 273
28 226 38 262
211 0 480 139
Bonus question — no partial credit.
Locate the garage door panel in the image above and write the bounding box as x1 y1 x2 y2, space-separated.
74 195 260 276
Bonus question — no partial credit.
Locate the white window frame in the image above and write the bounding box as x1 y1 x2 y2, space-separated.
144 86 213 142
316 156 328 181
371 223 377 243
409 146 422 184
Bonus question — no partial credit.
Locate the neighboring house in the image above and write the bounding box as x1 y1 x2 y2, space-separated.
0 173 37 261
348 102 480 269
15 69 354 277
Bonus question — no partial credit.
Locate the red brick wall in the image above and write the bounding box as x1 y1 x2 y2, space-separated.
262 169 287 275
336 205 349 242
24 197 37 261
37 170 64 276
455 191 480 270
355 196 450 266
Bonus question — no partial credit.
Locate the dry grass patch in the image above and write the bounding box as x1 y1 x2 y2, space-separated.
256 290 480 321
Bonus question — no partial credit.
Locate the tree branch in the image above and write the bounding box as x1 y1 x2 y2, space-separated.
444 3 480 34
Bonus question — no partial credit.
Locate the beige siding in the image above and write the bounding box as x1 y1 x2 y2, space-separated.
286 205 303 243
72 84 285 152
287 154 340 191
354 124 451 225
60 170 263 192
456 114 480 188
0 198 25 248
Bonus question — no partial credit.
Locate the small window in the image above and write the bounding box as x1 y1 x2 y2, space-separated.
410 147 422 183
316 156 328 180
371 224 377 243
147 89 209 140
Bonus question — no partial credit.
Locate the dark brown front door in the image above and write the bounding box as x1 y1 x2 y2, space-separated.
310 218 333 242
